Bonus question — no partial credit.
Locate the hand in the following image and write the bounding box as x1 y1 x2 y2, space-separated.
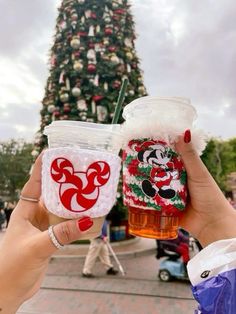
0 153 94 314
176 132 236 247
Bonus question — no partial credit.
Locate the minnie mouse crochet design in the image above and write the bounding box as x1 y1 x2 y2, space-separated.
137 143 179 199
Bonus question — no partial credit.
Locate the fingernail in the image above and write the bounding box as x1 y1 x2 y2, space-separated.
184 129 191 143
77 217 93 232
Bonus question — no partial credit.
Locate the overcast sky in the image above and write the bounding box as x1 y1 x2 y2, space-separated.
0 0 235 142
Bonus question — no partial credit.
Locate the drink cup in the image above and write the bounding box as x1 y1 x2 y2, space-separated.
42 121 122 240
122 96 197 240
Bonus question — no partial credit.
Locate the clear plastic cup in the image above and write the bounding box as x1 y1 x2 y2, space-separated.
122 96 197 240
42 121 122 240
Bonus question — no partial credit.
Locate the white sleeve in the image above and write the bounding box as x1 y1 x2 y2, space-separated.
187 237 236 286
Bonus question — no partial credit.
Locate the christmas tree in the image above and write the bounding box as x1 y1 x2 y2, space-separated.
34 0 147 232
34 0 146 151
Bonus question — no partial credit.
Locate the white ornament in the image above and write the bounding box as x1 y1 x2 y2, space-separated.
88 25 95 37
47 105 56 113
77 99 87 111
97 106 108 122
94 74 99 86
104 82 108 91
85 10 91 18
78 0 85 4
124 38 133 48
96 25 101 33
87 49 96 61
72 87 81 97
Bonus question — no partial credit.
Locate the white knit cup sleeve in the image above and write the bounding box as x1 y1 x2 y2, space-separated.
42 147 121 219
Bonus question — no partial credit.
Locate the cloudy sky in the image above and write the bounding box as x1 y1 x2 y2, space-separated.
0 0 235 142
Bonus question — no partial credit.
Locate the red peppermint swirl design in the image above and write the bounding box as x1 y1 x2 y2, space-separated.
50 158 110 212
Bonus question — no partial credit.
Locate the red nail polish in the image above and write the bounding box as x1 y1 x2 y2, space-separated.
77 217 93 232
184 129 191 143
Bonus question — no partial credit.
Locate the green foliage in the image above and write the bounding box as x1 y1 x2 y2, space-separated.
201 137 236 191
0 140 33 201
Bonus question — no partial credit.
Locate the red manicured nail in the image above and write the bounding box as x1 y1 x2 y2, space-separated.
184 129 191 143
77 217 93 232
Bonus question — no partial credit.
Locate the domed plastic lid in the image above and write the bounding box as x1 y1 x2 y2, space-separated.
122 96 197 123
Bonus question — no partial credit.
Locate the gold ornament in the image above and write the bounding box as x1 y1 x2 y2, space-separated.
60 93 69 103
73 61 83 72
110 54 120 65
126 52 133 60
71 37 80 49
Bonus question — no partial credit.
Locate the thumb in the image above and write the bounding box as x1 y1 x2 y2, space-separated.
37 216 94 256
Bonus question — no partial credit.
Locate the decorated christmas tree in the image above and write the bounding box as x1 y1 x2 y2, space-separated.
34 0 147 232
34 0 146 151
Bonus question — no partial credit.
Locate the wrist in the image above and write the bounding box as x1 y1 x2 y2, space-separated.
198 209 236 247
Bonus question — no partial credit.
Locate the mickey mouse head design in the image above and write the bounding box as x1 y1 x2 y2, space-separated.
50 158 110 212
137 143 178 199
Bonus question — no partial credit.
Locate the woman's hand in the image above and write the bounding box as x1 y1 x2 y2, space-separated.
176 132 236 247
0 154 93 314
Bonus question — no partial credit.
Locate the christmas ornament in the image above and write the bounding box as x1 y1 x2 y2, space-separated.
128 89 135 96
71 21 77 29
87 63 96 73
79 112 87 120
88 25 95 37
126 51 133 60
87 49 96 61
108 45 116 53
73 61 83 72
85 10 92 18
110 54 120 65
104 82 108 91
138 86 146 95
105 27 113 36
124 38 133 48
112 80 121 89
53 110 60 118
77 99 87 110
47 105 56 113
97 105 108 122
71 13 78 21
60 93 69 103
78 0 85 4
103 38 109 45
92 95 103 102
71 37 80 49
63 103 71 113
72 87 81 97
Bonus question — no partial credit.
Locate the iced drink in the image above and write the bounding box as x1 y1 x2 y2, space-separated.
42 121 122 240
122 96 197 239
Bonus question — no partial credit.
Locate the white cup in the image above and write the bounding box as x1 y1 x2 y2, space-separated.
42 121 122 240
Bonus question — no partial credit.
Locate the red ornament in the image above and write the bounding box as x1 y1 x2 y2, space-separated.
91 12 97 19
108 45 116 52
63 104 71 113
114 9 126 15
53 110 60 118
87 64 96 73
105 27 113 36
92 95 104 102
112 80 121 89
